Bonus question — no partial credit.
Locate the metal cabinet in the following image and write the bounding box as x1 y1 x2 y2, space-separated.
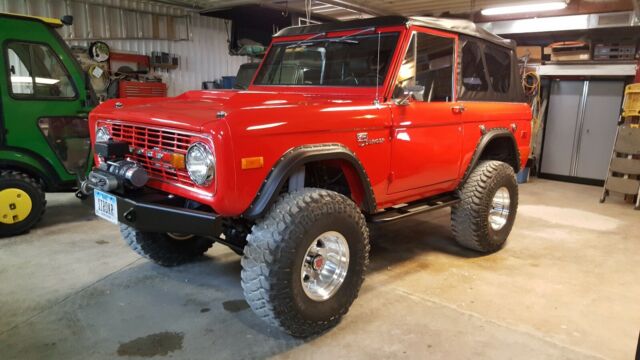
541 80 624 182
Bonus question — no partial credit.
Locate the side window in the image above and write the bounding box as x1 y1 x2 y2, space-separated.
7 44 33 95
484 45 511 93
394 32 454 102
461 41 488 92
6 42 76 99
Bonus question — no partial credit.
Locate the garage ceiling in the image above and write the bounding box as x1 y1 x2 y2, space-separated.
159 0 636 20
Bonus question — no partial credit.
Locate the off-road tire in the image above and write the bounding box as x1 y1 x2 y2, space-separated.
120 224 215 266
0 170 46 237
241 188 369 338
451 161 518 253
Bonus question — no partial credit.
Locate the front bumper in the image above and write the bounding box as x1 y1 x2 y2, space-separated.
80 185 222 237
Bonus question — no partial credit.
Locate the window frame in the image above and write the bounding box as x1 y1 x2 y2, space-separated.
390 27 458 103
3 40 79 101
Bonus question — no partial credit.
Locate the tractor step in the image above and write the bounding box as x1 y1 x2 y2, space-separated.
368 193 459 223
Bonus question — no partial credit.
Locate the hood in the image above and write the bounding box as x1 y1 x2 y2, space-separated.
92 90 378 132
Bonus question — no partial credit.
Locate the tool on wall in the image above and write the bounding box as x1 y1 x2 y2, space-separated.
600 83 640 209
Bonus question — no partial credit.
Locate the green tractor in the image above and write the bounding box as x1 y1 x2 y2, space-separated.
0 13 96 236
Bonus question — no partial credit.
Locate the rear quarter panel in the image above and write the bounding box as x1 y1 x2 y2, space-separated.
459 101 532 181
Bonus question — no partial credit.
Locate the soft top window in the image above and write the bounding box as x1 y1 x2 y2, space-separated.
461 41 487 92
458 36 523 102
484 45 511 93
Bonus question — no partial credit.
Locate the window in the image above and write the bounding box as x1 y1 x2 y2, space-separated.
394 32 454 102
461 41 488 92
38 117 90 174
484 45 511 93
6 42 76 99
254 33 399 87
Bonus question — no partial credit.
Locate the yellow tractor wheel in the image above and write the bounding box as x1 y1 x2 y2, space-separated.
0 171 46 237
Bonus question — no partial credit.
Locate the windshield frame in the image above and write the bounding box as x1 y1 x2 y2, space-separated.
249 26 407 98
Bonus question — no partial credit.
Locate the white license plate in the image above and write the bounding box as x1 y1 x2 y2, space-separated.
94 190 118 224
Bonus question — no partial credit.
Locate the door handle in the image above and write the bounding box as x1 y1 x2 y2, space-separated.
451 105 465 114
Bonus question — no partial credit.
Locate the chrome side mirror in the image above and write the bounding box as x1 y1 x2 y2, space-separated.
395 85 425 106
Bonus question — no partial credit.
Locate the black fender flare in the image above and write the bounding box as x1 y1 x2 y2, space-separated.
0 147 70 191
243 143 377 219
461 128 521 184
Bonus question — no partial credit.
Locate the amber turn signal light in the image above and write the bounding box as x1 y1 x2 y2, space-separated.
169 153 185 169
241 157 264 170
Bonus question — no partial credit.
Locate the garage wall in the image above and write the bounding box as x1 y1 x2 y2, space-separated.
0 0 248 96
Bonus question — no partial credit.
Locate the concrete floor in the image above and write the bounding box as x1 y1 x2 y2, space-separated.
0 179 638 359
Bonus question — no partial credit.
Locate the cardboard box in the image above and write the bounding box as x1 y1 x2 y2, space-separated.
548 41 591 62
551 51 591 62
516 46 542 62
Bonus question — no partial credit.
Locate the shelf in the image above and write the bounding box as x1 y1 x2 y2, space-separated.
151 63 178 70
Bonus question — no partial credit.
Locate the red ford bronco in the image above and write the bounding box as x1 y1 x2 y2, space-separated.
82 16 531 337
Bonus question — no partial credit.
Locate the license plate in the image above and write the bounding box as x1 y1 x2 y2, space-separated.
94 190 118 224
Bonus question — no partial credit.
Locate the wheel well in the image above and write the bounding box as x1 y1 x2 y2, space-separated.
283 160 368 210
477 136 519 173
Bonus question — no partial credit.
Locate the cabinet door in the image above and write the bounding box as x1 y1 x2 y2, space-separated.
541 80 583 176
575 80 624 180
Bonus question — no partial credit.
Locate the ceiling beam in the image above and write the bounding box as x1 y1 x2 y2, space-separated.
319 0 392 17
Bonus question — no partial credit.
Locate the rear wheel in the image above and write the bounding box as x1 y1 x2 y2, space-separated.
241 188 369 337
120 224 215 266
0 170 46 237
451 161 518 253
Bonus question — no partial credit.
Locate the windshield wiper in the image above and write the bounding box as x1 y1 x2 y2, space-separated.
327 27 375 44
287 32 327 48
286 26 377 48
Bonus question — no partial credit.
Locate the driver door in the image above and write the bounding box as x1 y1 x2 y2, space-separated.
387 30 463 194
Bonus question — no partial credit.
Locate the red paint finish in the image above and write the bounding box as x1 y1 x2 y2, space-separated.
89 23 531 217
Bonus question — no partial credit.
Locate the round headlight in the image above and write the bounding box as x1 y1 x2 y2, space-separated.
186 142 215 186
96 126 111 142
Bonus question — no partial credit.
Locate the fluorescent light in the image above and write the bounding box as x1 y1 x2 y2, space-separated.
481 2 567 16
11 76 60 85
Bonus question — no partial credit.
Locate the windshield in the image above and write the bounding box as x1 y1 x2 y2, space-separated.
253 32 399 87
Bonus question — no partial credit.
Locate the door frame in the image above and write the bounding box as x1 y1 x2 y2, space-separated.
386 27 463 195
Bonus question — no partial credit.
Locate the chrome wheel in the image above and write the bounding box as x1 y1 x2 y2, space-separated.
300 231 350 302
488 187 510 231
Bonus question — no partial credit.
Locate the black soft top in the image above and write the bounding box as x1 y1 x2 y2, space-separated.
274 16 514 49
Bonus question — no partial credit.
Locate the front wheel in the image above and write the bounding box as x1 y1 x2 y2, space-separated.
451 161 518 253
241 188 369 337
120 225 215 266
0 170 46 237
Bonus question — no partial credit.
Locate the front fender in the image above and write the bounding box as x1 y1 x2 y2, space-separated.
243 143 376 219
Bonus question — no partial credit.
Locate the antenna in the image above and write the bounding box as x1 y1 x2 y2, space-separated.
374 31 381 106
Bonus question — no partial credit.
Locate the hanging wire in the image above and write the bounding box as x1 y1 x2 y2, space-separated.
523 70 542 156
305 0 312 22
